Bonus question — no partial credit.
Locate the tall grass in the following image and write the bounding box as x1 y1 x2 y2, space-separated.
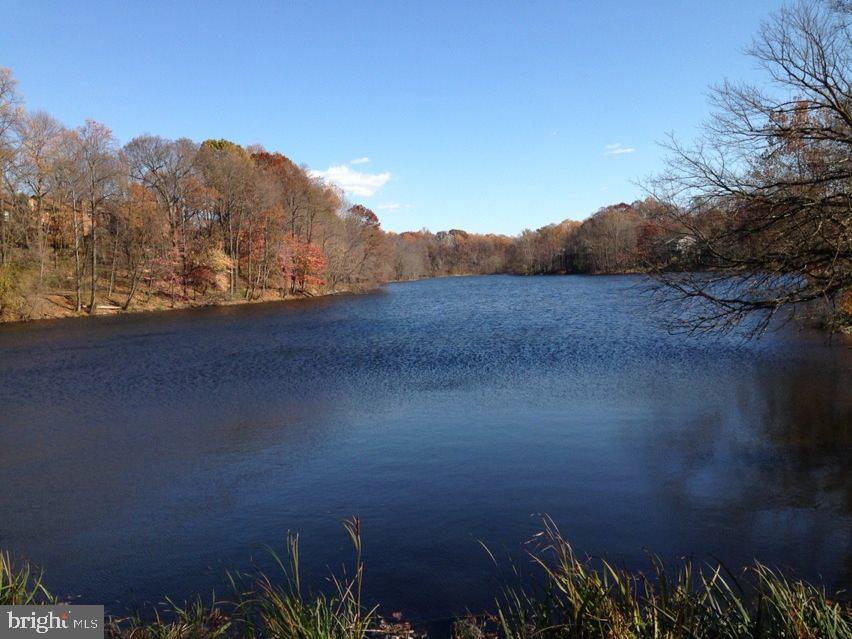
105 597 232 639
243 518 375 639
492 517 850 639
3 518 850 639
107 517 375 639
0 550 56 605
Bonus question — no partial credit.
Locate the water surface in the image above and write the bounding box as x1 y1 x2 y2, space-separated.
1 275 849 619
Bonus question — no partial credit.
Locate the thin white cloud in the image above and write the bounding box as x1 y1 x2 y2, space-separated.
350 156 370 165
309 165 391 197
377 202 402 212
603 142 635 156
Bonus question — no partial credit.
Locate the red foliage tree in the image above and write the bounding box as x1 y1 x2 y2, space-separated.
279 236 327 294
348 204 380 227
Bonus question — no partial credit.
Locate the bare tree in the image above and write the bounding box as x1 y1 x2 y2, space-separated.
51 129 87 310
197 139 257 298
0 68 22 267
75 120 121 314
124 135 199 299
648 0 852 335
15 111 64 283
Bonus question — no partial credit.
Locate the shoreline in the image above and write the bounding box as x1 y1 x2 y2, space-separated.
4 273 849 339
1 273 500 325
0 272 623 325
0 286 376 326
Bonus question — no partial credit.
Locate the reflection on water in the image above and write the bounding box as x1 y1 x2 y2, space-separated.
0 275 849 619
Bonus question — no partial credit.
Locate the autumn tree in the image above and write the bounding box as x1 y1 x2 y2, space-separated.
51 129 88 310
118 184 163 309
252 150 316 240
569 204 643 274
385 231 431 280
75 120 121 314
649 0 852 334
124 135 199 300
0 68 21 269
323 204 387 290
198 139 255 297
510 221 579 274
15 111 64 284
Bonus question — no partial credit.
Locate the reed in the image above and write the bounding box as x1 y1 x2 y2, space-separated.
243 518 375 639
0 550 55 605
106 596 232 639
107 517 374 639
3 519 849 639
492 517 850 639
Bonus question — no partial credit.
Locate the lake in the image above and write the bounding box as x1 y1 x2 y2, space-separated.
0 275 849 622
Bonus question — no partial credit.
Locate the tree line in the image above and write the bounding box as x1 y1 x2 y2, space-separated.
0 64 686 322
0 76 386 319
384 198 697 282
1 1 850 332
390 0 852 334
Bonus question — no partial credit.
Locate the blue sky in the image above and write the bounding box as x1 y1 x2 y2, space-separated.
3 1 782 234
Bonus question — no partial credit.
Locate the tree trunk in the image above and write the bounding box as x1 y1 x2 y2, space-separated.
88 202 97 314
123 257 144 310
72 202 82 312
36 195 46 287
0 202 7 267
108 230 119 298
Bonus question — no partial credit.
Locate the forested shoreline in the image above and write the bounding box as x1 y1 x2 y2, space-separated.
1 0 850 329
0 66 781 325
0 64 705 324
